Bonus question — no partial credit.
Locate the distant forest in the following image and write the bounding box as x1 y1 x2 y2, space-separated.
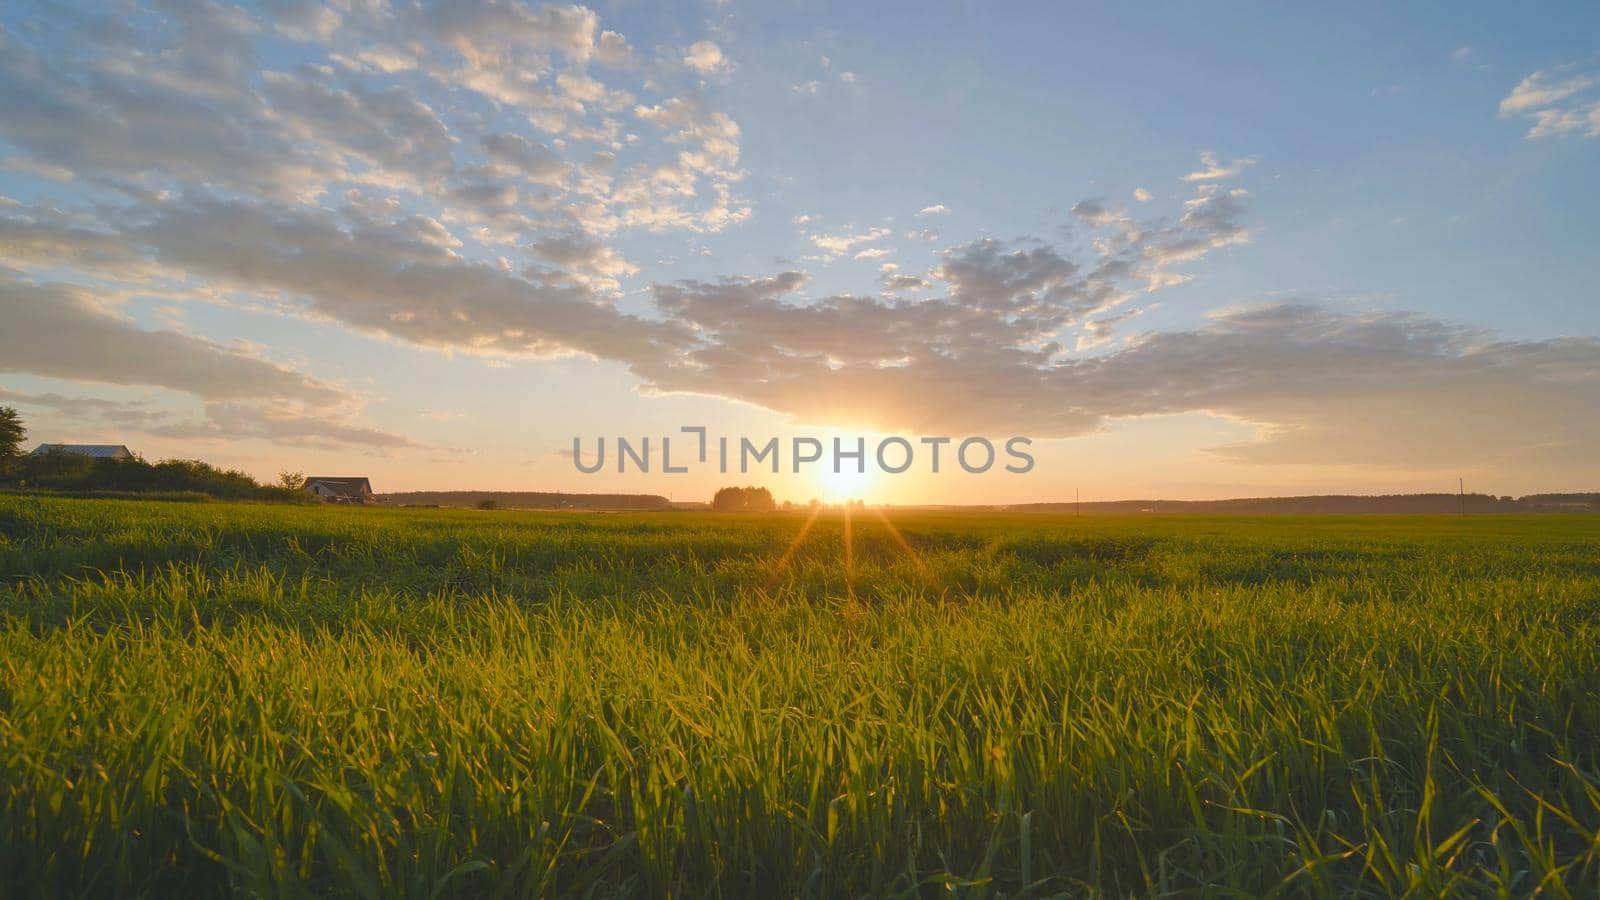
381 491 672 510
1006 493 1600 514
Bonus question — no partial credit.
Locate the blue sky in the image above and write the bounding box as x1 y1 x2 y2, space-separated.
1 0 1596 503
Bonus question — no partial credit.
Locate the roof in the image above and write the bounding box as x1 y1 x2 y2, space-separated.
304 476 374 497
30 443 134 459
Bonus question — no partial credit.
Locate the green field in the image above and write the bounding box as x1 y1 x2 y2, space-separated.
1 497 1598 896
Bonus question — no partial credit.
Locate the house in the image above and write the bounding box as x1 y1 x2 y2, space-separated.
303 476 375 504
30 443 135 460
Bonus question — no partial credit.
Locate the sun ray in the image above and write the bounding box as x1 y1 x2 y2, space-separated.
843 502 855 602
870 506 932 578
763 503 824 592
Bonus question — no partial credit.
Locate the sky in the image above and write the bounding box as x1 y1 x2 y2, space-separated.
1 0 1597 505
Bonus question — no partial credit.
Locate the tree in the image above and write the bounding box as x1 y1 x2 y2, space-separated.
277 471 306 491
0 406 25 460
711 486 746 511
476 499 499 510
712 485 776 512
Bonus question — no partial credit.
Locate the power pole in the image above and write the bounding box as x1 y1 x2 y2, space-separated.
1076 487 1081 517
1459 476 1466 517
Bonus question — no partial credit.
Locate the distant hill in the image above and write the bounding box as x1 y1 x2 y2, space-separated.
380 491 672 511
1005 493 1600 514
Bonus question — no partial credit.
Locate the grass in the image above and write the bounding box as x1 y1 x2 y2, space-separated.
1 496 1598 896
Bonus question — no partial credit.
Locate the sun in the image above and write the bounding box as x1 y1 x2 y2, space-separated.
817 466 876 503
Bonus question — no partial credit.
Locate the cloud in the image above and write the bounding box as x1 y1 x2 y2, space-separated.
0 0 751 454
1524 105 1600 139
0 388 175 437
1069 199 1121 226
128 196 685 363
636 267 1600 474
811 226 891 257
0 204 167 280
594 31 636 67
0 388 418 450
527 231 640 288
258 69 455 185
1499 70 1596 115
1500 69 1600 139
0 273 345 405
918 204 949 216
171 402 421 448
1075 308 1142 351
684 40 729 75
1182 151 1257 182
883 274 929 293
795 68 856 97
2 4 1591 482
631 182 1261 430
1133 188 1153 202
0 23 323 199
479 132 568 185
1116 305 1600 469
0 0 749 244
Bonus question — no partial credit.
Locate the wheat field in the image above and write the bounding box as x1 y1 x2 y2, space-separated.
1 496 1597 896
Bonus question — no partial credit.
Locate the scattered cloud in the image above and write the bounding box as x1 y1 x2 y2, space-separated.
1499 70 1595 115
1069 198 1121 226
0 3 1591 478
810 226 891 258
634 179 1262 434
883 274 929 293
1500 68 1600 139
793 59 856 97
595 31 636 67
684 40 729 75
1182 151 1258 182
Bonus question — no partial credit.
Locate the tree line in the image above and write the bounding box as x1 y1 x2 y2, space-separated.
0 407 307 501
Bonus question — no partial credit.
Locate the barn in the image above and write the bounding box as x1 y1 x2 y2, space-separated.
30 443 135 460
303 477 375 504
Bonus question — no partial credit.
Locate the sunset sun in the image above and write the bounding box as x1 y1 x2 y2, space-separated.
817 466 875 503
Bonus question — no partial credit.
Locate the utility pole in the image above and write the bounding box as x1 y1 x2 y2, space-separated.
1459 476 1466 517
1076 487 1081 517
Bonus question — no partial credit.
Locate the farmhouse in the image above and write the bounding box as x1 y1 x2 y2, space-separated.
30 443 135 460
303 476 375 504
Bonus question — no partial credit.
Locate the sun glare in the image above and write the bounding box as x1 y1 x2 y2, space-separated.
817 466 875 502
